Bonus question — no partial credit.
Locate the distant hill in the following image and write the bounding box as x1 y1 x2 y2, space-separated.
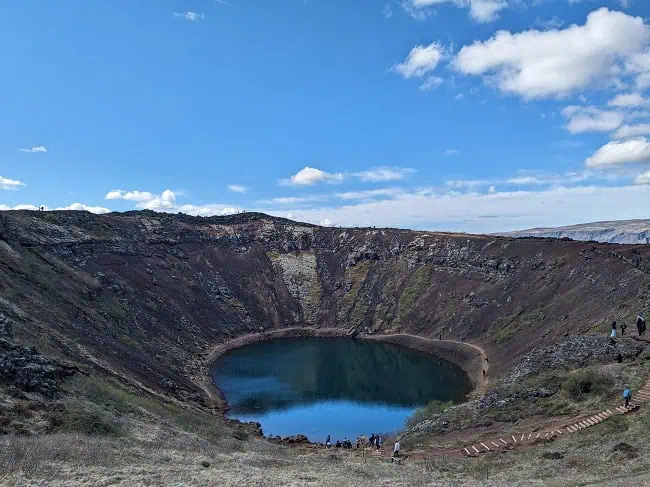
501 219 650 244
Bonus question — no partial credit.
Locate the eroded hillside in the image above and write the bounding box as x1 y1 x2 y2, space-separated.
1 210 649 406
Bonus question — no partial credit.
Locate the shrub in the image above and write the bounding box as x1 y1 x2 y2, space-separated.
562 369 614 401
47 407 123 436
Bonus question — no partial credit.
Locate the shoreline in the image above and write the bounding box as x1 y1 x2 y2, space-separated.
199 327 488 416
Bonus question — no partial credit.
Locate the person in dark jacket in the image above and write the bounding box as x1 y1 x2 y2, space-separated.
637 316 644 336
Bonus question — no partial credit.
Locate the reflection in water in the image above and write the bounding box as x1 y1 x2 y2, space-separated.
212 338 471 440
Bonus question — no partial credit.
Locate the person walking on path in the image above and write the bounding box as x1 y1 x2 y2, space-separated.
621 322 627 336
376 436 382 451
393 440 401 458
623 385 632 408
611 321 617 339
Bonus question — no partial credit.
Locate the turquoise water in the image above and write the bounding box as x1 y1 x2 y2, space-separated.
212 338 471 443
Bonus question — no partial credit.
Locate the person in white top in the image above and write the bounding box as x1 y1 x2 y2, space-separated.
393 440 401 458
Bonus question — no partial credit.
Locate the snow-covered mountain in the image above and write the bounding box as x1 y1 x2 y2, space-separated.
501 220 650 244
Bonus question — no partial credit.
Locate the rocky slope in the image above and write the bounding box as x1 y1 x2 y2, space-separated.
501 219 650 244
0 210 649 407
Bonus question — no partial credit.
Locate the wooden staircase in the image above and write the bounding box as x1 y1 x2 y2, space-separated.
461 379 650 457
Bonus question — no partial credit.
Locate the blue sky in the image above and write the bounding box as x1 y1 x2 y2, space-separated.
1 0 649 232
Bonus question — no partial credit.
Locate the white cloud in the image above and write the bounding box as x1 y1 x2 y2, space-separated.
535 17 564 30
635 171 650 184
18 145 47 153
561 106 624 133
468 0 507 23
608 92 650 108
0 203 109 214
105 190 155 202
268 184 650 233
353 167 414 182
0 204 40 211
140 189 177 210
443 149 459 157
625 48 650 89
612 123 650 139
453 8 650 99
104 189 177 210
0 176 25 190
105 187 243 216
393 42 445 79
319 218 334 227
175 204 242 216
336 188 403 200
585 137 650 168
281 167 344 186
403 0 508 23
173 11 203 21
55 203 111 214
260 195 327 205
227 184 249 194
636 73 650 90
419 75 443 91
447 171 589 189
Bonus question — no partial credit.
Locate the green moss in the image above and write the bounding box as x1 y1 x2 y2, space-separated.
119 335 139 349
66 375 227 442
338 262 370 323
398 265 432 321
489 308 546 343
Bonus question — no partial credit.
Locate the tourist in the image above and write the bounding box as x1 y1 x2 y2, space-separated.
393 440 401 458
623 385 632 408
335 440 341 448
638 316 646 336
369 433 375 446
376 436 382 451
326 435 331 448
611 321 617 339
356 437 360 449
621 322 627 336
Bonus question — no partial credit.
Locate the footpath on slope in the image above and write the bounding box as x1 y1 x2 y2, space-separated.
459 377 650 457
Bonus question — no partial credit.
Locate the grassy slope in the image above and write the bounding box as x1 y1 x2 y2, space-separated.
3 357 650 486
